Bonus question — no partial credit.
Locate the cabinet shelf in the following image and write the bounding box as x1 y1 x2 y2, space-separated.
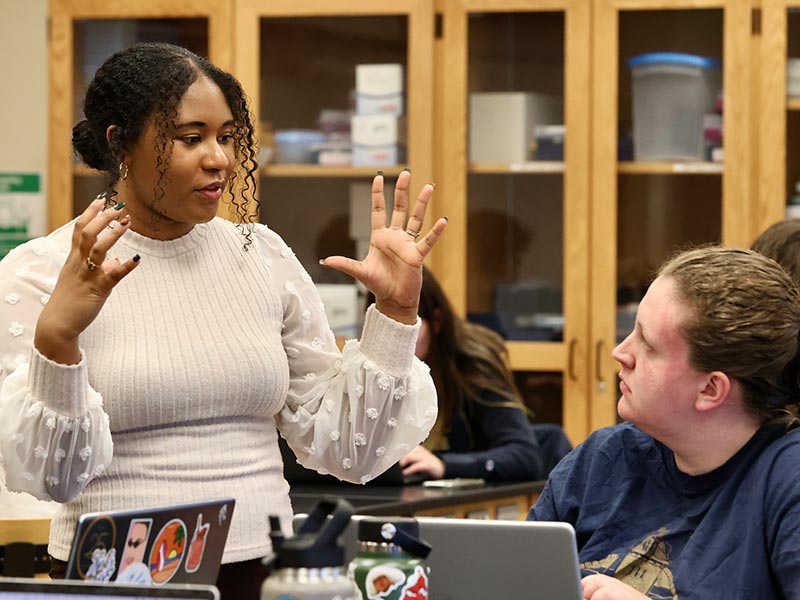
469 161 565 174
261 165 404 178
617 161 724 175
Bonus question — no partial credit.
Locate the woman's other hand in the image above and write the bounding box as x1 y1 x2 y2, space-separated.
34 198 141 364
581 574 651 600
399 445 445 479
320 170 447 325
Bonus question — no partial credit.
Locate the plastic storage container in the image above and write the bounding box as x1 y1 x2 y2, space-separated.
274 129 327 164
627 52 722 161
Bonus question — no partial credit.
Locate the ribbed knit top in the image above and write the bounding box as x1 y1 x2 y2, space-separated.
0 217 437 563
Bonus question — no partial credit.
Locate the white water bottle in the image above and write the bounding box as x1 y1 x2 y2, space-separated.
261 497 357 600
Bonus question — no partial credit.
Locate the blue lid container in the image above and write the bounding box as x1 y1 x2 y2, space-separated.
627 52 721 70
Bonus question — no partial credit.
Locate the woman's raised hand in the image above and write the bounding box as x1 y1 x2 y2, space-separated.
320 170 447 324
34 197 141 365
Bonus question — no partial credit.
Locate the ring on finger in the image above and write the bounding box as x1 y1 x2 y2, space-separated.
86 256 100 271
405 228 421 239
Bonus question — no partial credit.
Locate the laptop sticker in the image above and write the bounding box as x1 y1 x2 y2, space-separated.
185 513 210 574
148 519 186 584
76 515 117 581
114 518 154 584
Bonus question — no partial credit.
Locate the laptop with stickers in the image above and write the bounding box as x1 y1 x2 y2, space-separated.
0 577 219 599
65 498 235 587
293 514 584 600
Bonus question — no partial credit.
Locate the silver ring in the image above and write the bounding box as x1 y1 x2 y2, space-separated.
405 228 421 239
86 256 99 271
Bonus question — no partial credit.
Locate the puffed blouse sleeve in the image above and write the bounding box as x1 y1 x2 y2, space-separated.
252 224 438 484
0 237 112 503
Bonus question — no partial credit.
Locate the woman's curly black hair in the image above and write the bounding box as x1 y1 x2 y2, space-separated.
72 42 259 246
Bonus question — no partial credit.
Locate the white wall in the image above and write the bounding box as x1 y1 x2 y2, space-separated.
0 0 58 517
0 0 48 236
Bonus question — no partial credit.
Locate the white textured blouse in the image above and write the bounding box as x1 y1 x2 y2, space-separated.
0 217 436 563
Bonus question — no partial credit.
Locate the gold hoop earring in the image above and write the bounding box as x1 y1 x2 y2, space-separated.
119 162 129 181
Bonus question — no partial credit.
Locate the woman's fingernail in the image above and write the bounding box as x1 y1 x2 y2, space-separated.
319 259 326 266
443 216 449 222
377 170 384 176
404 167 411 173
133 254 141 262
428 182 436 189
113 201 126 211
120 215 131 226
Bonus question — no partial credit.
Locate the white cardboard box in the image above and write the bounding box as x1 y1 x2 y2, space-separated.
469 92 563 163
316 283 359 338
356 64 404 116
351 114 406 166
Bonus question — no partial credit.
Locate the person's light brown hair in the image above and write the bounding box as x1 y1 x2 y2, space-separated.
659 246 800 422
751 219 800 285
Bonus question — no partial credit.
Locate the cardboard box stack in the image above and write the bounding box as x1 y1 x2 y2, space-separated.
351 64 406 166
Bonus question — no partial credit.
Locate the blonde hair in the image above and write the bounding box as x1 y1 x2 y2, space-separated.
659 246 800 422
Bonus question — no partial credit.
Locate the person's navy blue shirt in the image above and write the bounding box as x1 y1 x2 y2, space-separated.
436 389 544 481
528 422 800 599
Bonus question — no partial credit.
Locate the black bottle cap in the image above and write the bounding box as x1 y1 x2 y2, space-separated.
357 517 432 559
267 497 354 569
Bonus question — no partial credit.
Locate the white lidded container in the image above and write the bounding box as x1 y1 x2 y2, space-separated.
628 52 721 161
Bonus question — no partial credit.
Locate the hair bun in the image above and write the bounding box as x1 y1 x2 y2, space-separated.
72 119 110 171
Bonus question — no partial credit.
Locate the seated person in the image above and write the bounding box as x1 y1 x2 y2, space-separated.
382 267 547 481
529 246 800 599
751 217 800 282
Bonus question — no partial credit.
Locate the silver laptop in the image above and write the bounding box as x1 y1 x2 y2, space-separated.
0 578 219 599
66 499 235 587
293 514 583 600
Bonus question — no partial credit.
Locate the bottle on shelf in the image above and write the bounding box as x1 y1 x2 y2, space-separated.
786 179 800 220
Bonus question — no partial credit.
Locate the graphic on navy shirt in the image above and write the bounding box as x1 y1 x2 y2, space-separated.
582 528 678 599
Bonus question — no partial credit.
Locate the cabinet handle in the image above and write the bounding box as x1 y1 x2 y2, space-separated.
567 338 578 381
595 340 606 393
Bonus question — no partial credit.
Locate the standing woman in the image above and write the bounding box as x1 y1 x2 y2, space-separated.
396 268 545 481
0 43 445 596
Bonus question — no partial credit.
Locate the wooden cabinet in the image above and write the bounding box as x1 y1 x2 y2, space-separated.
590 0 756 432
761 1 800 231
436 0 591 443
48 0 784 444
232 0 434 288
48 0 233 230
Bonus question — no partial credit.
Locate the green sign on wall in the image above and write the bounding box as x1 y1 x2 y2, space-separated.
0 173 40 259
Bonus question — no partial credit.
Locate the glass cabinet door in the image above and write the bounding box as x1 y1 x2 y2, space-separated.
233 1 434 341
439 0 591 443
591 0 754 431
49 0 232 231
760 2 800 232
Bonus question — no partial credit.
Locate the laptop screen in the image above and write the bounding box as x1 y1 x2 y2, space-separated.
292 514 584 600
0 578 219 600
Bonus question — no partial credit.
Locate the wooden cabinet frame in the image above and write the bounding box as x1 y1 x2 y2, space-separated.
232 0 435 222
590 0 754 432
49 0 785 445
760 1 800 233
437 0 592 443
